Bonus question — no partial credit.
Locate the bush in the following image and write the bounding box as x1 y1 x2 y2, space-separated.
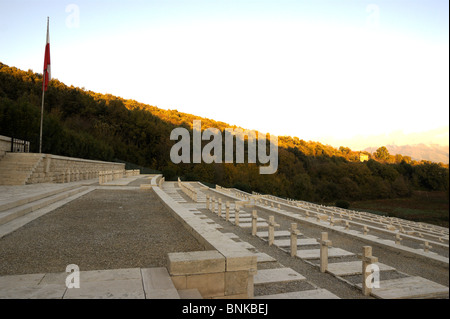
335 200 350 209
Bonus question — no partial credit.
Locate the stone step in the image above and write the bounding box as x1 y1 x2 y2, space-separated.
356 276 450 299
254 288 340 299
256 230 291 238
0 186 88 226
254 268 306 285
0 184 82 212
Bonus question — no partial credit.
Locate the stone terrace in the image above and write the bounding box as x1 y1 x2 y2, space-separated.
0 158 448 299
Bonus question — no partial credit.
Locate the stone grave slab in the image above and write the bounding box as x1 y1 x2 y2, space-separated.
326 261 395 276
297 248 354 260
239 222 269 229
273 238 319 248
357 276 449 299
254 268 306 285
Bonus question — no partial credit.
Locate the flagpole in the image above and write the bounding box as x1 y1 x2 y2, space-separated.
39 17 49 154
39 71 45 154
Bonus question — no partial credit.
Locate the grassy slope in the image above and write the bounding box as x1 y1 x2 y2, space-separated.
350 191 449 227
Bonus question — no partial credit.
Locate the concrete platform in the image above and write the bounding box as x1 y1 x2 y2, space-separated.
356 276 449 299
255 289 340 299
296 248 355 260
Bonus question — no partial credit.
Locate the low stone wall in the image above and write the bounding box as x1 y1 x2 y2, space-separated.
28 154 125 184
99 169 139 184
151 185 257 299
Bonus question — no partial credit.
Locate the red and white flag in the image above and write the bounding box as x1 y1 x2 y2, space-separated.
43 17 51 91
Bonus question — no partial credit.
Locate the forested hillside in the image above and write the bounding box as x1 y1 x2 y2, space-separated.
1 62 448 205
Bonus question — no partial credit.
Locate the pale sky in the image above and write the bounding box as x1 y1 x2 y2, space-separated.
1 0 448 150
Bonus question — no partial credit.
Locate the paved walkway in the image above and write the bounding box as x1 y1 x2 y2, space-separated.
0 267 183 299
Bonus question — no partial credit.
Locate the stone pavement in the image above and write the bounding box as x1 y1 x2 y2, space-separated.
0 267 197 299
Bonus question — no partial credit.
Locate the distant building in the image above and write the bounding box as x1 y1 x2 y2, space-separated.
359 153 369 162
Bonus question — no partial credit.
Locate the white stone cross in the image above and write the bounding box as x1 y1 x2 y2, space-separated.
329 217 335 227
318 232 332 272
363 226 370 236
217 198 222 217
345 220 350 231
268 216 280 246
289 223 300 257
211 196 216 213
421 241 432 253
251 209 258 236
234 206 240 226
358 246 378 296
395 233 403 245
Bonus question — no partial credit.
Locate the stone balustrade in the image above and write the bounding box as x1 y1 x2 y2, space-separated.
178 178 198 202
25 153 125 184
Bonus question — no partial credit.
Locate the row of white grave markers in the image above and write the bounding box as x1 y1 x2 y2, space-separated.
206 195 233 223
179 180 198 202
98 169 127 184
208 193 381 296
252 188 449 240
303 207 442 254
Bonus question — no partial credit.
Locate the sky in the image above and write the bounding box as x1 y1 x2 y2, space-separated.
0 0 449 150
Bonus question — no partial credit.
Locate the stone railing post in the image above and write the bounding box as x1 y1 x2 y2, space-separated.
234 206 240 226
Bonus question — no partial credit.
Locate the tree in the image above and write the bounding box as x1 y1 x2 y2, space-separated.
374 146 390 161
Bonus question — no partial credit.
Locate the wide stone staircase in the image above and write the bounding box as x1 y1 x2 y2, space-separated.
0 182 94 239
0 153 43 185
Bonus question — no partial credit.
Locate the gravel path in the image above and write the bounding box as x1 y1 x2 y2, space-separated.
0 186 205 276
